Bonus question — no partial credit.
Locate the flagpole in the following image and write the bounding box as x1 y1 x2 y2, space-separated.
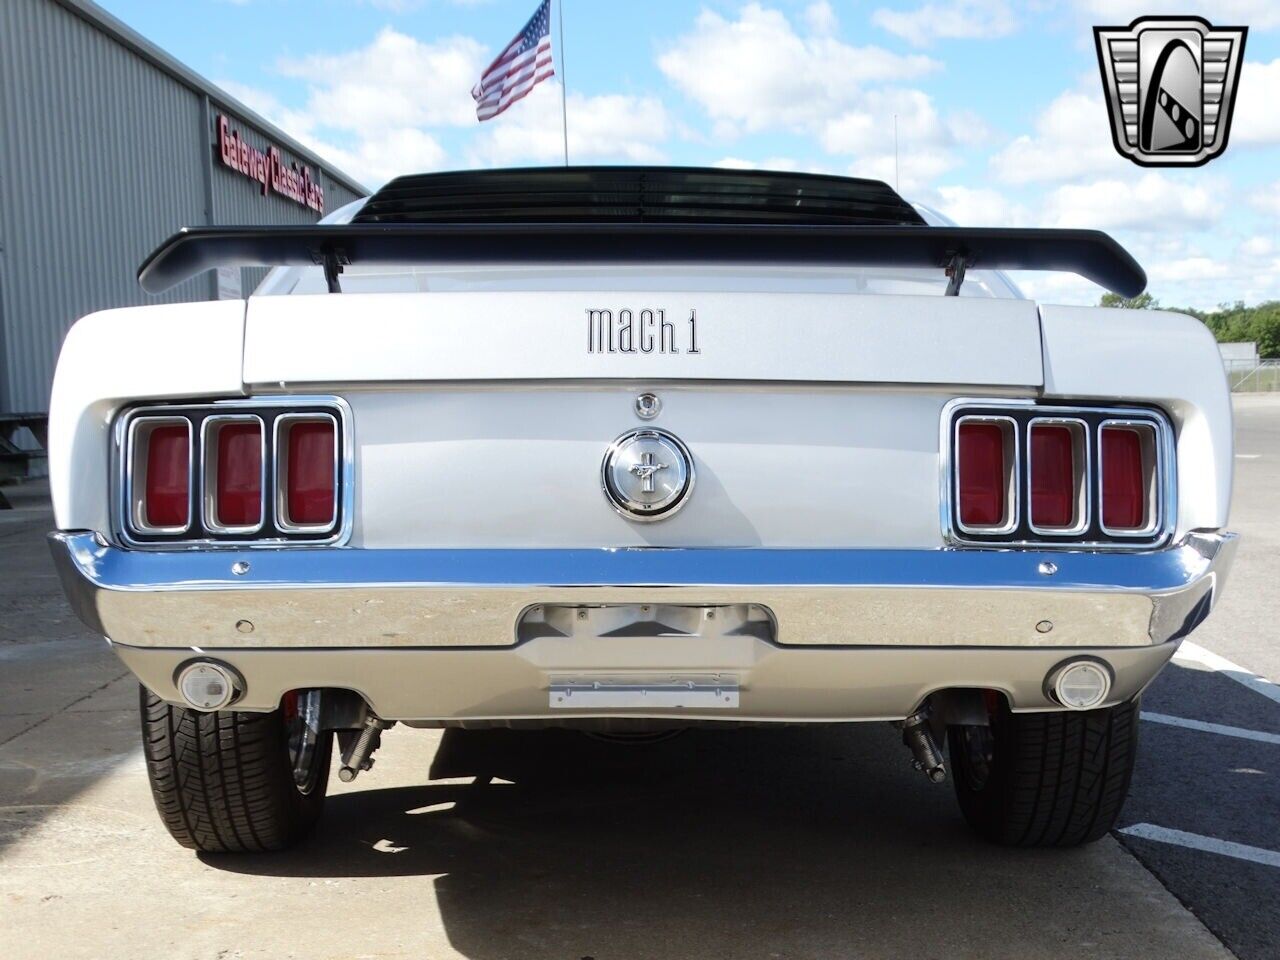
556 0 569 166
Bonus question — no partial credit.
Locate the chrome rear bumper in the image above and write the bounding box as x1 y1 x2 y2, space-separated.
49 531 1236 650
49 531 1236 720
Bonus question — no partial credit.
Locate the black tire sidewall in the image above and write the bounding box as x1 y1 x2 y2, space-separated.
140 685 334 853
947 697 1140 847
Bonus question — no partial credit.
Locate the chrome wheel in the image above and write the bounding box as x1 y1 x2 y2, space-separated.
282 689 325 793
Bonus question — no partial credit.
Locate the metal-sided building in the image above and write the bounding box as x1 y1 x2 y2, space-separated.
0 0 366 466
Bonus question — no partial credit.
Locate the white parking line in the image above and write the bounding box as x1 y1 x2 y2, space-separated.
1174 641 1280 707
1141 711 1280 745
1120 824 1280 869
1235 454 1261 459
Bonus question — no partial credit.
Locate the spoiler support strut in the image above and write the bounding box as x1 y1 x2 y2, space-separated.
311 246 348 294
944 254 967 297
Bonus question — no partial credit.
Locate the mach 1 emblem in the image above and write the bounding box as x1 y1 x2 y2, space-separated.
586 308 701 355
1094 17 1247 167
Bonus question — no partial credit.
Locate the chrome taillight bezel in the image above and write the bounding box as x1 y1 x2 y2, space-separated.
115 396 352 549
952 414 1020 536
1026 416 1091 537
941 398 1176 550
126 415 195 536
201 414 268 536
273 413 341 535
1098 419 1163 538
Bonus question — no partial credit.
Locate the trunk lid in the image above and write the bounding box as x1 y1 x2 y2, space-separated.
243 290 1042 549
243 291 1042 388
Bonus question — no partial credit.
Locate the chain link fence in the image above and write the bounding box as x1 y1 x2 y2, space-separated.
1228 360 1280 392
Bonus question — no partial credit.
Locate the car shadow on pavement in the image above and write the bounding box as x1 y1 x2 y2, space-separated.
203 725 1161 959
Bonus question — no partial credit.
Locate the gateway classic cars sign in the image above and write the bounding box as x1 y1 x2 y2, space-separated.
217 114 325 214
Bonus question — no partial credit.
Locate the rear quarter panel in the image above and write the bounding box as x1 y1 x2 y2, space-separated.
48 301 247 531
1039 306 1232 536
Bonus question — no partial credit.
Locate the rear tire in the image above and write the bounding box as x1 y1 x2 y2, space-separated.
948 696 1139 847
140 685 332 853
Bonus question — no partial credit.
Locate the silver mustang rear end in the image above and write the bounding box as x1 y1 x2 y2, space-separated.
46 167 1237 851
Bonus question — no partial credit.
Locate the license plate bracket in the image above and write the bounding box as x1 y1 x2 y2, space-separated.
549 675 740 709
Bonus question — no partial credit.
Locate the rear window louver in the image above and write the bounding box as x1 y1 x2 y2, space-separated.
351 166 927 227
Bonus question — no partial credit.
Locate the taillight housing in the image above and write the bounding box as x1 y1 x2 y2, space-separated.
1100 422 1158 535
955 417 1016 533
1028 419 1087 535
120 399 346 546
946 402 1171 548
129 418 192 533
203 416 265 533
275 415 338 533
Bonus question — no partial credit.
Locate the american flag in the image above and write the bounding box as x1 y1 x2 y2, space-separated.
471 0 556 122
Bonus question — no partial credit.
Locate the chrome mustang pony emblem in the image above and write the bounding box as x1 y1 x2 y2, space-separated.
629 453 669 493
601 429 695 522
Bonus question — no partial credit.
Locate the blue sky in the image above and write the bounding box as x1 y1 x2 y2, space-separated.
100 0 1280 309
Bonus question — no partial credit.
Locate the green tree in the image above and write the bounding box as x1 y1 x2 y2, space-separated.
1099 291 1160 310
1247 303 1280 358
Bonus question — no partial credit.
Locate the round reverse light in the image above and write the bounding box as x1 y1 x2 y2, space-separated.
1048 659 1112 710
176 661 240 712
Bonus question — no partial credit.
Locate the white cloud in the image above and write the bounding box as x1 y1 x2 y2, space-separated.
1147 257 1230 283
711 156 837 174
991 56 1280 187
1233 59 1280 146
220 24 678 187
468 84 671 167
278 28 488 133
1040 173 1221 231
803 1 838 36
216 80 431 188
818 88 986 193
872 0 1018 47
932 185 1031 226
1240 236 1275 258
657 4 938 135
1251 181 1280 215
845 150 954 195
989 89 1124 184
322 128 449 186
713 157 758 170
1134 237 1280 310
217 80 320 144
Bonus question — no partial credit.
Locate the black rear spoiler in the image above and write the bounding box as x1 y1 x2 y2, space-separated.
137 223 1146 297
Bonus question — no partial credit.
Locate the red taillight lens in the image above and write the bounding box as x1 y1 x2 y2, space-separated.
215 422 262 527
1030 424 1075 528
957 421 1008 527
1102 427 1146 529
144 424 189 528
284 419 336 527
